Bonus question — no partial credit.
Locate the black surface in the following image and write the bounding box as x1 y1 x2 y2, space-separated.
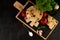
0 0 60 40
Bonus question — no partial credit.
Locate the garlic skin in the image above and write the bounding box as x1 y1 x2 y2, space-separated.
29 31 33 37
54 4 59 10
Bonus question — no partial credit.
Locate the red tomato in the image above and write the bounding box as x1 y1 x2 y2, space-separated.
43 12 47 17
21 11 26 18
40 17 48 25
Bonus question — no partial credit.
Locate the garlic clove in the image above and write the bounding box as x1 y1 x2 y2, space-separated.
29 31 33 37
54 4 59 10
39 30 43 36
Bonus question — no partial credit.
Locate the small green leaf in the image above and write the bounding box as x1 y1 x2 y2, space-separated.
37 26 46 30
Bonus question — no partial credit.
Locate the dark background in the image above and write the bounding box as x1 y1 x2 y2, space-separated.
0 0 60 40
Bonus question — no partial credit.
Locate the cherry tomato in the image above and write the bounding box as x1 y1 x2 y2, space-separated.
40 17 48 25
43 12 47 17
21 11 26 18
